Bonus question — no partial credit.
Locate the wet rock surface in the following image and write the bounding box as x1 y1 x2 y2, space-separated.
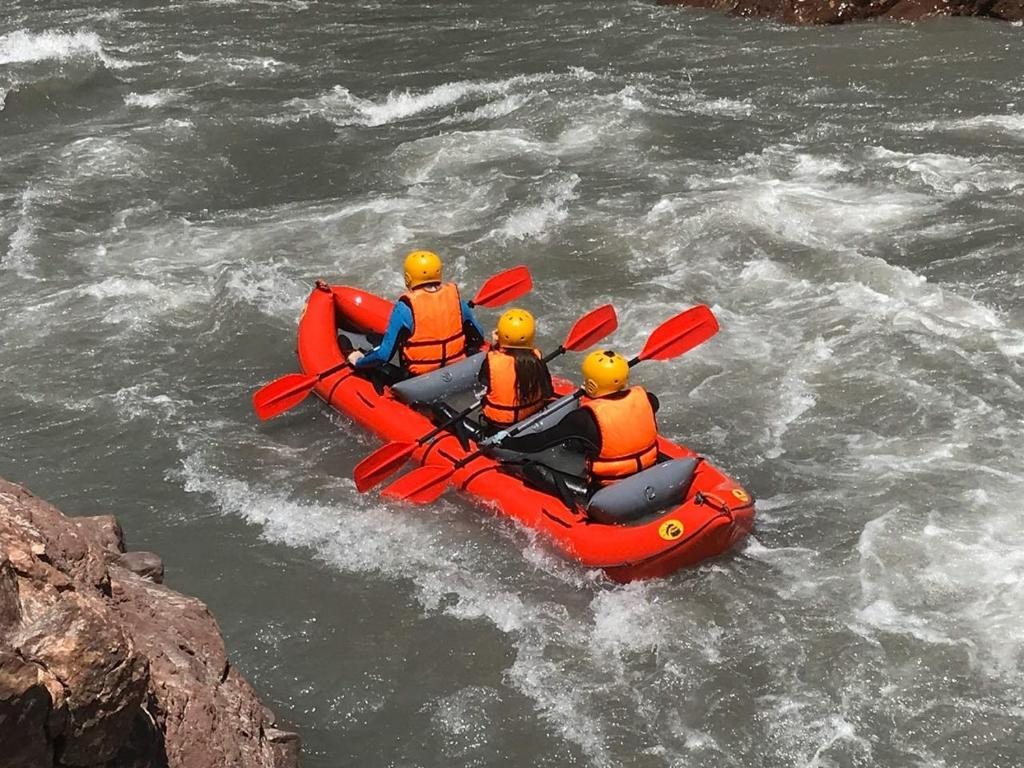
657 0 1024 24
0 478 300 768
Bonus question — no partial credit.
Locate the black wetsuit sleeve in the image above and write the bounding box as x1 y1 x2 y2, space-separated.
648 392 660 412
477 356 490 388
501 408 601 454
464 321 485 354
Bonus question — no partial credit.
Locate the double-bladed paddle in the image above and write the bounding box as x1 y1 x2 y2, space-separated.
353 303 618 492
252 265 534 421
381 304 719 505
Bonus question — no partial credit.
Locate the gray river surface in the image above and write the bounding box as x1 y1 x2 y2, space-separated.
2 2 1023 766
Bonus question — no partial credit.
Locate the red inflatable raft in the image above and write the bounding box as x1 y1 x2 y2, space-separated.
296 284 754 582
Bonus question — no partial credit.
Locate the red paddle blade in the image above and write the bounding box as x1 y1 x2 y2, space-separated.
381 465 454 505
471 265 532 308
353 441 417 492
252 373 318 420
563 304 617 351
637 305 719 363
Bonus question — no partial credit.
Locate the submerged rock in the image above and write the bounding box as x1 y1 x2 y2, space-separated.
0 478 300 768
657 0 1024 24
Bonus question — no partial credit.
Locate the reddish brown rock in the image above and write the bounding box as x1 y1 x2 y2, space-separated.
0 647 58 768
13 590 148 765
657 0 1024 24
0 478 300 768
117 551 165 583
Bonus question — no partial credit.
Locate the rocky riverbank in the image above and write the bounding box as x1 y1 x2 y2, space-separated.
0 478 300 768
657 0 1024 24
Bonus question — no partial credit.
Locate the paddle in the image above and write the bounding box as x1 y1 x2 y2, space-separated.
466 264 532 309
252 265 534 421
353 303 618 492
381 304 719 505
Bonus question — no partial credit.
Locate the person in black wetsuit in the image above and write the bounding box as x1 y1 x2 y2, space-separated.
486 349 661 502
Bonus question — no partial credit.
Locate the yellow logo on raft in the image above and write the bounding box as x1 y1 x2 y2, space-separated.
658 519 684 541
731 488 750 504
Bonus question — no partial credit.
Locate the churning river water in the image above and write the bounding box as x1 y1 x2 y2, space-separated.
2 2 1023 766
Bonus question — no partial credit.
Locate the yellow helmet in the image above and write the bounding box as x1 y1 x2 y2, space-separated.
496 308 535 349
581 350 629 397
403 250 443 289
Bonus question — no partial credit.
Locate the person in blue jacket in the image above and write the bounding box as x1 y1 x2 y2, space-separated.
347 250 485 376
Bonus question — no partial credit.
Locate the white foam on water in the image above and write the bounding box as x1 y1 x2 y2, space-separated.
288 75 540 127
739 178 931 250
518 531 596 589
13 390 95 413
674 146 939 251
394 129 543 185
78 275 207 331
222 262 308 321
634 162 1023 703
855 492 1024 678
58 136 151 180
224 55 286 71
704 189 1019 368
178 450 467 575
506 641 620 767
613 82 755 118
866 146 1024 195
498 174 579 242
0 29 106 65
430 686 501 760
827 255 1015 355
993 329 1024 359
3 186 39 275
206 0 310 7
902 113 1024 140
441 91 534 124
81 276 165 301
756 693 875 768
804 715 873 768
160 117 194 133
108 384 190 424
589 582 667 655
790 153 849 178
672 89 755 118
124 89 187 109
761 360 820 461
287 68 598 128
176 444 740 766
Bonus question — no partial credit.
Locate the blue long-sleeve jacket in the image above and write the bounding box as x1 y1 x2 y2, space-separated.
356 292 484 368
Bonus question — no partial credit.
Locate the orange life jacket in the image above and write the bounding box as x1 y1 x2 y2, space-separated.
399 283 467 375
482 349 546 426
582 387 659 484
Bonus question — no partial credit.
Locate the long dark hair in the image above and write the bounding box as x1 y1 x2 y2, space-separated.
509 348 552 405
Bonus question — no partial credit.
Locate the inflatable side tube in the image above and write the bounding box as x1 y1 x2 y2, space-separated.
391 352 485 404
586 458 700 525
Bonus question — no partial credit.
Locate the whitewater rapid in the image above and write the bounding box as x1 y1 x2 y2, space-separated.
2 4 1023 767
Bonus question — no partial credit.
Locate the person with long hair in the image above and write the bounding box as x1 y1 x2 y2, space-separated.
478 308 554 436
